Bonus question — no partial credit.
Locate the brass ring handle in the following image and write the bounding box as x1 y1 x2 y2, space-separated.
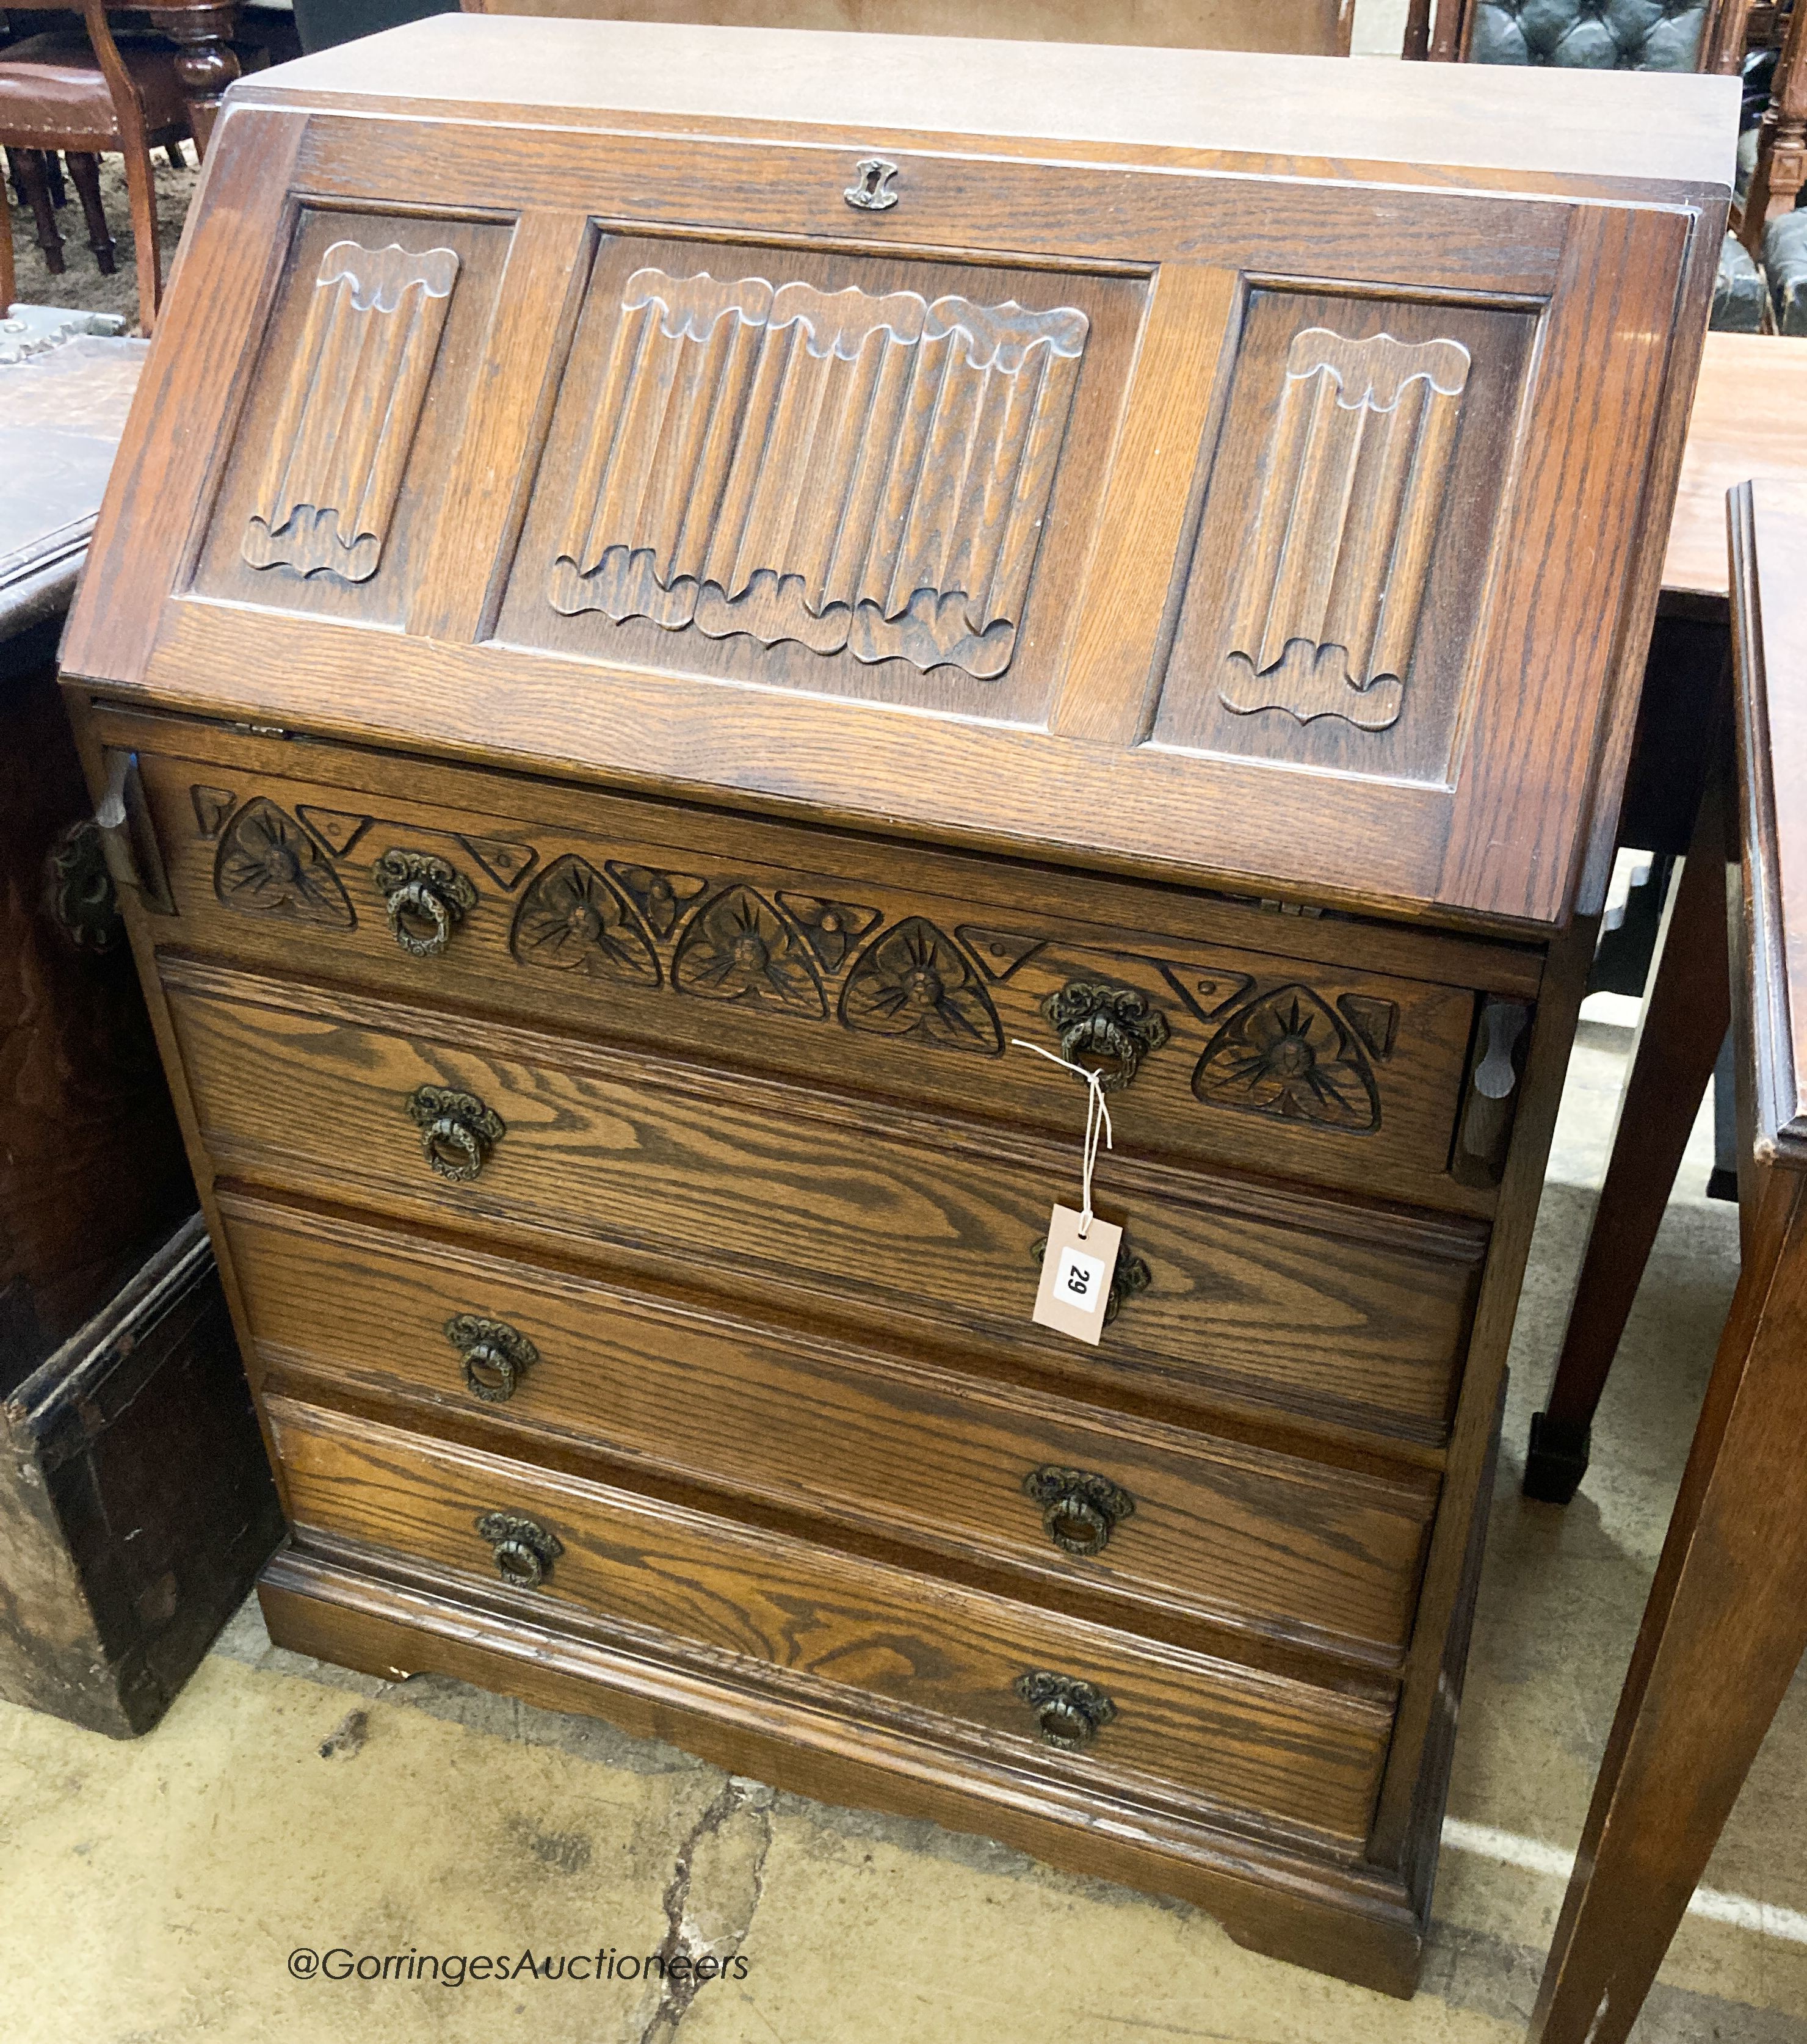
373 849 478 959
475 1510 562 1589
405 1085 505 1182
1029 1233 1151 1327
1040 981 1170 1093
1022 1467 1135 1557
1013 1670 1117 1752
445 1314 539 1404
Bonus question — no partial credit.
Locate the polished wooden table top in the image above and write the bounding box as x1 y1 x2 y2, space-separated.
1664 333 1807 600
1736 477 1807 1159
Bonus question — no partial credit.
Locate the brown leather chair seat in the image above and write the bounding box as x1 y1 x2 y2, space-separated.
0 32 187 141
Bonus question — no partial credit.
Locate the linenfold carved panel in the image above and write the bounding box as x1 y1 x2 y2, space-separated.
1222 329 1471 731
548 270 1090 678
242 241 460 583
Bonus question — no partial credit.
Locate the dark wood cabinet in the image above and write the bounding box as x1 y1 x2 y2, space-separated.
59 14 1734 1987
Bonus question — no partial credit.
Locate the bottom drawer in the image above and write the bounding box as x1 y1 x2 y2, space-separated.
269 1397 1394 1847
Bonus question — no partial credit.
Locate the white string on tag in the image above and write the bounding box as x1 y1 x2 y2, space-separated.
1010 1038 1112 1236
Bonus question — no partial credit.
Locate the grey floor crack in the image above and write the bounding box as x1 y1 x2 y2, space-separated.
636 1774 775 2044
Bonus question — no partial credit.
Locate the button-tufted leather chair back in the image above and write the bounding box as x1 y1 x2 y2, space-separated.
1468 0 1712 68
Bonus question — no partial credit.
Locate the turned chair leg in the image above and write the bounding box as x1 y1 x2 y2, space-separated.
64 153 116 276
9 149 65 275
42 149 66 208
121 141 162 336
0 194 15 317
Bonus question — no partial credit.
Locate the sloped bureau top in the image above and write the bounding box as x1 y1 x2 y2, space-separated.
62 16 1737 929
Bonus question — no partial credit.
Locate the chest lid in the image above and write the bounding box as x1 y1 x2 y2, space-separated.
62 16 1736 929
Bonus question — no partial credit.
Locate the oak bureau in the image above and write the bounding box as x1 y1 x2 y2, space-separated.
59 16 1734 1990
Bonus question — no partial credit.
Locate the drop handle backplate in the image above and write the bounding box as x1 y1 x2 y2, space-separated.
1040 981 1170 1093
1023 1467 1135 1557
1014 1670 1117 1752
476 1510 563 1589
1029 1231 1151 1326
446 1314 539 1404
373 847 478 959
405 1084 504 1182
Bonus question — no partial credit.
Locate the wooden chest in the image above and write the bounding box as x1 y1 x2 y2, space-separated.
59 16 1734 1990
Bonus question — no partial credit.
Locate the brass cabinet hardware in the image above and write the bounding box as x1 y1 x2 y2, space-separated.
1022 1467 1135 1557
1013 1670 1117 1751
1029 1231 1151 1325
445 1314 539 1403
843 156 899 211
372 848 479 957
1040 980 1169 1092
42 817 122 953
404 1085 504 1181
474 1510 562 1589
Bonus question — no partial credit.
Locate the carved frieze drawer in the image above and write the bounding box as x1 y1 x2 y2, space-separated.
225 1194 1438 1667
120 739 1520 1217
269 1395 1396 1846
162 960 1483 1446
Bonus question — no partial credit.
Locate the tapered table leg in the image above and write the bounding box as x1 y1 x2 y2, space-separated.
1529 1169 1807 2042
1525 769 1732 1502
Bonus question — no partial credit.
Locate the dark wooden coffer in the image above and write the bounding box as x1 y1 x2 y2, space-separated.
1 624 280 1735
57 16 1734 1992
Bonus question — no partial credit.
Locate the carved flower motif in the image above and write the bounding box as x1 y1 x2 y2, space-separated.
840 918 1002 1053
510 855 659 985
213 798 353 927
672 886 825 1015
1192 984 1377 1131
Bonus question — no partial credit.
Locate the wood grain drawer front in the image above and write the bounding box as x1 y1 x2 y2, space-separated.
133 751 1494 1214
167 967 1484 1444
268 1397 1394 1845
225 1198 1438 1666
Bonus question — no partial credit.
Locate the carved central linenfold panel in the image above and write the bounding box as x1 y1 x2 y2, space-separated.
1223 328 1471 732
548 270 1090 678
242 240 460 584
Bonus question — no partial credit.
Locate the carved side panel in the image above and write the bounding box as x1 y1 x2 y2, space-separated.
242 241 459 584
1222 330 1471 732
548 271 1089 678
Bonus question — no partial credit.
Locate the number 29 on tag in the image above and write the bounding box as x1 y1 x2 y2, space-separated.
1032 1205 1124 1347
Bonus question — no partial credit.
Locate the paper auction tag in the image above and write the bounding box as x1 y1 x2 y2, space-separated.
1033 1204 1124 1347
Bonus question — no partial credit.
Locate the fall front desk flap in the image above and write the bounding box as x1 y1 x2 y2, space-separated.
62 16 1738 930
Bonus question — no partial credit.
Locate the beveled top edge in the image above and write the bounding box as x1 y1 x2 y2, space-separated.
1732 477 1807 1169
233 14 1738 193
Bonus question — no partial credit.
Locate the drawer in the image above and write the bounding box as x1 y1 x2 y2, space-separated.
224 1195 1438 1667
167 963 1485 1445
121 742 1513 1215
269 1396 1395 1846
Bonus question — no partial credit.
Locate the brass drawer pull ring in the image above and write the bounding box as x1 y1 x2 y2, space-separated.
446 1314 539 1404
373 848 478 959
475 1510 563 1589
405 1084 504 1181
1023 1467 1135 1557
1040 981 1169 1093
1014 1670 1117 1752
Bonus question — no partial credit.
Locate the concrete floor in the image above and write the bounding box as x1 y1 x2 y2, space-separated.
1 1000 1796 2043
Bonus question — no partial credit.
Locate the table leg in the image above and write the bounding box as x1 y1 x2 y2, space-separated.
1529 1169 1807 2044
1524 769 1732 1502
148 5 241 161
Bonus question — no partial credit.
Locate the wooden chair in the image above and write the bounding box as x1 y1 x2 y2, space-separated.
1405 0 1750 67
0 0 194 331
1744 0 1806 252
